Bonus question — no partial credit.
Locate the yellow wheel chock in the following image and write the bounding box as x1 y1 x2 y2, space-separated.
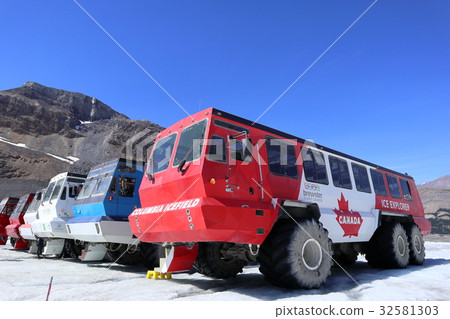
146 270 172 279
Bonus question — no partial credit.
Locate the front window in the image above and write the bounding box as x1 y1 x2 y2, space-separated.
10 196 27 218
92 176 114 197
0 200 16 215
50 179 65 201
78 179 97 199
173 119 207 167
101 164 116 175
0 199 7 214
149 133 177 175
87 168 101 179
27 192 43 213
42 181 56 203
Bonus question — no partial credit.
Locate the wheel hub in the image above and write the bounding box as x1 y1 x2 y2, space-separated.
301 238 323 271
396 235 406 256
413 235 422 253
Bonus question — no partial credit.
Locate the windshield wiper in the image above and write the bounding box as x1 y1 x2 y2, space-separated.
177 138 202 173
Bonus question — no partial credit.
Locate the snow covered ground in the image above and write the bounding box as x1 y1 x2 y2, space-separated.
1 240 449 302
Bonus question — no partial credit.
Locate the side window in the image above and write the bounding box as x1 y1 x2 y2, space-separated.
22 200 31 213
60 187 67 200
400 179 413 201
352 163 371 193
301 148 328 184
6 204 15 215
119 177 136 197
230 137 252 162
329 156 352 189
206 135 226 163
370 169 388 196
265 137 298 178
109 177 117 195
386 174 401 199
68 186 78 198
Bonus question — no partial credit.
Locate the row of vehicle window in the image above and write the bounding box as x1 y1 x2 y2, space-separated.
42 179 81 203
149 119 413 202
302 148 413 201
204 126 413 201
78 176 136 199
41 176 137 203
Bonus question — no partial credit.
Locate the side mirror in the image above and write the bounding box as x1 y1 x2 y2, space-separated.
146 160 155 182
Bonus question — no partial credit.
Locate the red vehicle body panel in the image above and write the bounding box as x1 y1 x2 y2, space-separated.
6 194 35 249
0 197 19 245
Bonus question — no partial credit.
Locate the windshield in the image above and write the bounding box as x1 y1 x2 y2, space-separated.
92 176 114 197
87 168 101 179
0 199 8 214
149 133 177 175
42 181 56 203
11 196 27 217
77 179 97 199
173 119 207 166
50 178 65 201
101 164 116 175
27 191 43 213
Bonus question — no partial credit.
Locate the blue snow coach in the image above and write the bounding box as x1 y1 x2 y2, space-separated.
66 158 159 266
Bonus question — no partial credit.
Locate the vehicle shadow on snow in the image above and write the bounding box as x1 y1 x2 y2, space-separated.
56 257 150 273
169 258 450 301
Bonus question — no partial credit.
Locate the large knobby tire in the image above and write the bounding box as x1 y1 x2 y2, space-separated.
366 222 410 269
194 242 247 279
139 243 161 268
63 239 83 259
257 219 333 289
404 223 425 265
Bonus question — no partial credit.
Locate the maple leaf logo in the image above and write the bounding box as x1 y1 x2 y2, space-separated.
333 193 363 238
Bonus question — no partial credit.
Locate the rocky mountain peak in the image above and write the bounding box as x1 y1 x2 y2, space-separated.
421 175 450 189
0 82 129 136
0 82 164 197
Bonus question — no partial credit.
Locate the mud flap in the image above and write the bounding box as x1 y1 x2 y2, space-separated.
158 244 199 273
79 243 107 261
43 239 65 255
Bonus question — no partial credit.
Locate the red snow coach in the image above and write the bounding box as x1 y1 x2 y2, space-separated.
6 193 35 249
129 108 431 289
0 197 19 245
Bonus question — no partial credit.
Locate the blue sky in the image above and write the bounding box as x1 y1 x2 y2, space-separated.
1 0 449 184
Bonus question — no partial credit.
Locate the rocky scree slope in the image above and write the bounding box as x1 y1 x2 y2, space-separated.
0 82 163 197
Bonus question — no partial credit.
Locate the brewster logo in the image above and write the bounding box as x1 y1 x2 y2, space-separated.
333 193 363 238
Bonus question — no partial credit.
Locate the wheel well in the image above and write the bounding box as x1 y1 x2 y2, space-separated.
278 202 320 222
379 213 414 226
